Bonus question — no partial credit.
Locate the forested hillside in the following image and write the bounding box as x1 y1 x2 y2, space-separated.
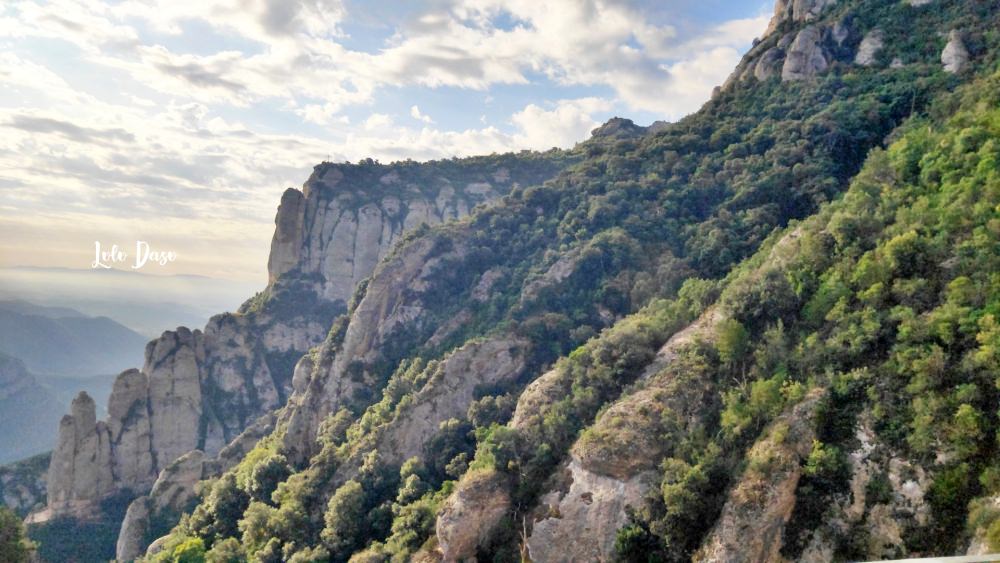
20 0 1000 561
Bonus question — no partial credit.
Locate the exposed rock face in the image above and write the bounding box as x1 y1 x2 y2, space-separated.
373 336 529 467
281 232 471 462
267 188 307 283
783 26 830 80
942 30 970 73
458 231 805 562
795 414 932 560
528 460 658 563
754 47 787 80
38 300 327 521
115 496 151 562
589 117 648 139
436 470 511 562
44 392 114 514
855 29 885 65
116 451 204 562
765 0 836 35
265 158 565 306
117 414 277 561
694 391 822 562
32 152 571 553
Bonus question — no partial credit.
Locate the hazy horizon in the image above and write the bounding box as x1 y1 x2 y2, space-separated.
0 0 768 285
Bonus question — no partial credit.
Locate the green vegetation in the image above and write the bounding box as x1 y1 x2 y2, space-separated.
28 489 135 563
145 0 1000 560
0 507 34 563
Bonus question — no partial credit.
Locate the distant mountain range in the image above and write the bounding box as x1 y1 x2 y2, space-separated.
0 300 146 377
0 266 262 337
0 353 65 464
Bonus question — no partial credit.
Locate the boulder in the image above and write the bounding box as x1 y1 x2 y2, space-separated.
782 26 829 80
942 30 970 73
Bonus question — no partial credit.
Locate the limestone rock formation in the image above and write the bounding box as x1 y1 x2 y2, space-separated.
855 29 885 66
694 391 822 562
373 337 528 468
754 47 786 80
43 392 114 516
117 414 277 560
765 0 837 35
783 26 829 80
280 232 472 462
589 117 648 139
436 470 511 562
942 30 970 73
265 157 566 307
795 414 932 560
115 496 151 562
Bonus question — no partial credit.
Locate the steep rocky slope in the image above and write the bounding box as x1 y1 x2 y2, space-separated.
24 153 570 561
131 1 1000 562
22 0 1000 560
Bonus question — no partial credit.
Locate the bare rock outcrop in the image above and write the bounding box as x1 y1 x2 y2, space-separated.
694 390 823 562
42 392 114 517
796 414 932 560
436 470 511 562
942 30 970 73
855 29 885 66
116 413 277 561
374 336 529 467
765 0 837 36
265 158 564 307
783 26 830 80
754 47 787 80
281 232 471 462
36 299 325 523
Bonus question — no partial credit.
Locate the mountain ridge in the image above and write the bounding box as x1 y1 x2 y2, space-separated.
15 0 1000 561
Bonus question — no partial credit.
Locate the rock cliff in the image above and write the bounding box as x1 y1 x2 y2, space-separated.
40 392 115 519
29 151 571 559
723 0 981 89
265 155 569 306
694 390 822 562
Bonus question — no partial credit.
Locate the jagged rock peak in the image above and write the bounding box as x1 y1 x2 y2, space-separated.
765 0 837 36
44 391 114 513
265 155 567 306
590 117 647 139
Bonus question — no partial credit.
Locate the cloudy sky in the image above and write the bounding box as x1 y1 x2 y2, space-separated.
0 0 769 286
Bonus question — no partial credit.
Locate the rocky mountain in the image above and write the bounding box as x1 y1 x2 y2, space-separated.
0 300 146 377
21 0 1000 561
21 151 572 561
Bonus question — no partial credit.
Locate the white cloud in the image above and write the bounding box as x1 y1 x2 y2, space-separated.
511 97 611 150
0 0 768 280
363 113 393 130
410 105 434 124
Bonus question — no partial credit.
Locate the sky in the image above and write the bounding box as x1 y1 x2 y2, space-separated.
0 0 771 286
